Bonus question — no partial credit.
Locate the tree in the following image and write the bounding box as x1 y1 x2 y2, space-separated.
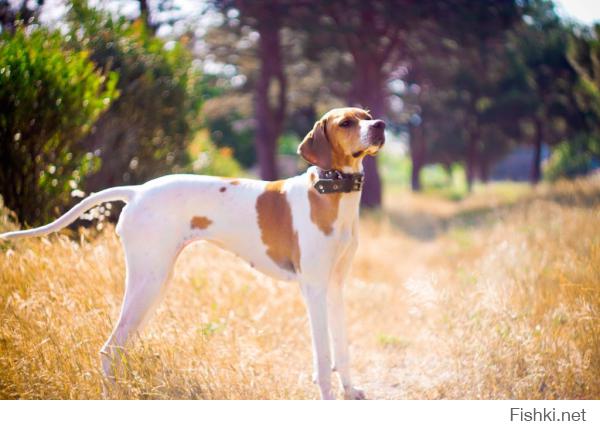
402 17 460 191
395 1 522 191
0 0 43 34
209 0 288 181
568 23 600 159
0 27 118 225
210 0 415 206
439 1 522 190
477 0 586 184
66 0 203 191
318 0 412 207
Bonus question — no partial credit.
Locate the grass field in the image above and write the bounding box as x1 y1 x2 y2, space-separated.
1 177 599 399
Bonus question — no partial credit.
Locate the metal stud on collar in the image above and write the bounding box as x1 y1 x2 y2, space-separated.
313 169 364 194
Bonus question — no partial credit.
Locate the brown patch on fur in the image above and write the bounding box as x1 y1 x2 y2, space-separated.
327 109 372 171
229 180 240 185
256 180 301 273
190 216 213 230
219 186 226 192
298 119 333 170
308 189 341 235
330 136 352 170
299 108 373 171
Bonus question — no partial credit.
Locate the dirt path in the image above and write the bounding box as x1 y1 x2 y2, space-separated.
343 193 459 399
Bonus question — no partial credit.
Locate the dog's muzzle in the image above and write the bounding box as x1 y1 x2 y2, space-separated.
369 120 386 148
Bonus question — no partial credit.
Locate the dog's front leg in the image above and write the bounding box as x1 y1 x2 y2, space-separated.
300 282 334 400
328 285 365 400
328 233 365 400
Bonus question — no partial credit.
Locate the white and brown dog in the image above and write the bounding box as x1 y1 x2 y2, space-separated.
0 107 385 400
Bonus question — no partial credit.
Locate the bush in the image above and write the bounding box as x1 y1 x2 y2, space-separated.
186 129 242 178
278 133 301 156
544 136 600 180
204 110 256 168
0 27 118 226
66 0 204 191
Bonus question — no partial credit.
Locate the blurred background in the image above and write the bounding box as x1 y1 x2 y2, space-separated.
2 1 600 400
1 0 599 224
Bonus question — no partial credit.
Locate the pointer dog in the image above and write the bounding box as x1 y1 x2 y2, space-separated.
0 107 385 400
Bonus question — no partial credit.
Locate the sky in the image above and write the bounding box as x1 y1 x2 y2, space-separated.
554 0 600 25
19 0 600 33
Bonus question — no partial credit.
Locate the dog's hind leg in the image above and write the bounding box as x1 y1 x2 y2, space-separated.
100 238 178 382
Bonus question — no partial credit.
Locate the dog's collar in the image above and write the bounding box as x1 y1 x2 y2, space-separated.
313 169 364 194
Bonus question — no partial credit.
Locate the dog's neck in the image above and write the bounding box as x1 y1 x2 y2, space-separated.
307 158 365 223
338 156 365 175
311 168 363 194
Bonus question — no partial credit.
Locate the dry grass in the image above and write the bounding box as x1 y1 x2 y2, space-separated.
1 177 599 399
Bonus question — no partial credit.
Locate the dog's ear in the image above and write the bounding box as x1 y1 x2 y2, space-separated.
298 119 332 170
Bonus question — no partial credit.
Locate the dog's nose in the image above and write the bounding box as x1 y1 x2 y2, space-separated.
371 120 386 130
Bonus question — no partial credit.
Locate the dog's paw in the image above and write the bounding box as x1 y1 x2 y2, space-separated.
321 390 336 400
344 386 366 400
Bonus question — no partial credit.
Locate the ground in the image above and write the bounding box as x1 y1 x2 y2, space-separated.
0 178 599 399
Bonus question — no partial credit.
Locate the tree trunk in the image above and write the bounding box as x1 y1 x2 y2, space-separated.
138 0 155 33
531 118 543 184
480 155 490 183
0 2 16 34
254 15 286 181
350 59 384 208
466 127 480 192
409 121 426 192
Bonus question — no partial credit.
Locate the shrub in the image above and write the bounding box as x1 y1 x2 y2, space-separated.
0 27 118 226
544 136 600 180
66 0 204 191
186 129 242 178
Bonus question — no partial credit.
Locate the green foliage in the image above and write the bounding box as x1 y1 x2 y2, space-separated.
278 133 300 156
399 1 524 190
505 1 581 140
380 152 468 199
205 111 256 168
186 129 242 177
421 164 454 189
544 137 600 180
379 151 411 187
66 0 204 190
568 24 600 158
420 163 468 200
0 26 117 226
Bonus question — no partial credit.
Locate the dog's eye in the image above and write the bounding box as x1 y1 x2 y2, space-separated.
339 120 353 128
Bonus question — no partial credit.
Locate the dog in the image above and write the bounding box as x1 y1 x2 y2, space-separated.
0 107 385 399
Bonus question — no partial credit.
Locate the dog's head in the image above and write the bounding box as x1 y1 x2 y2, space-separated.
298 107 385 171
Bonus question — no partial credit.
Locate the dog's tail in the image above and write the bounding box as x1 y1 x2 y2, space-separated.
0 186 138 240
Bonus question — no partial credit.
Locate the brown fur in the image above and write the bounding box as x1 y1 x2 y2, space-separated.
255 180 301 273
326 109 372 171
299 108 373 171
298 119 333 169
308 189 341 236
190 216 213 230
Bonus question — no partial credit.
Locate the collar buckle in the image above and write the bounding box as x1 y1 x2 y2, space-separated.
313 169 364 194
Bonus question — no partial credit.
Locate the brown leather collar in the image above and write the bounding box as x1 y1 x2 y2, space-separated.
313 169 364 194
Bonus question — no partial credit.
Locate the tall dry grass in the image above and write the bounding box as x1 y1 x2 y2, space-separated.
1 177 599 399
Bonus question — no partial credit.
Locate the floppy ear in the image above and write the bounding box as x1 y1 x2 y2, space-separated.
297 119 332 170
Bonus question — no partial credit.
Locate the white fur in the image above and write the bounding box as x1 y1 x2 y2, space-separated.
0 166 366 400
359 119 381 150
